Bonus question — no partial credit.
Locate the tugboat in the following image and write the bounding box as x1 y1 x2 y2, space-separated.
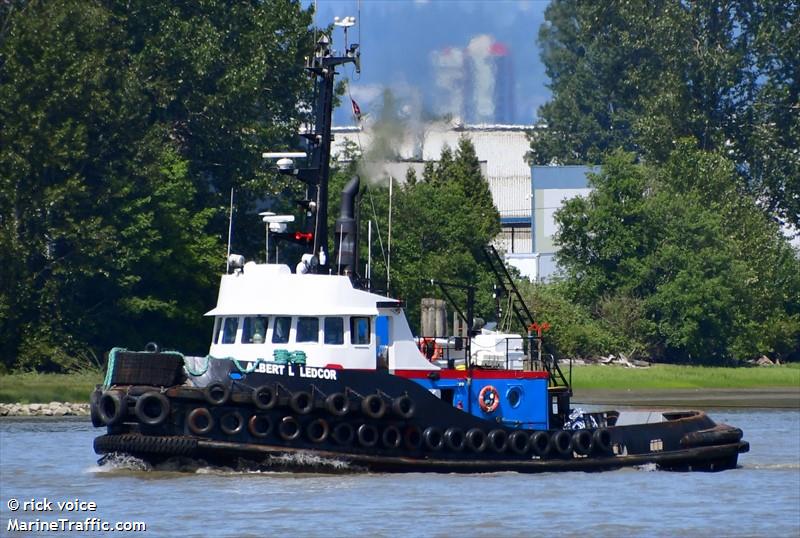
90 24 748 473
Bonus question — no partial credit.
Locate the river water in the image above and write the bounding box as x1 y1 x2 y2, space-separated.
1 408 798 537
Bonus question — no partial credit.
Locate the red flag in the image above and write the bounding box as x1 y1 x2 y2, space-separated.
351 98 362 121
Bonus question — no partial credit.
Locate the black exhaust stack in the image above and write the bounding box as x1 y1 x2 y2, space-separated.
334 176 360 280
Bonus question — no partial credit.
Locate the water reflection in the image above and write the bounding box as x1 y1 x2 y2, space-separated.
1 409 798 537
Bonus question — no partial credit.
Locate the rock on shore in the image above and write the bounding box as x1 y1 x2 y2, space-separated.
0 402 90 417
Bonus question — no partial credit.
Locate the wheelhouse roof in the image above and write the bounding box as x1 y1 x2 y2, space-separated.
205 262 400 317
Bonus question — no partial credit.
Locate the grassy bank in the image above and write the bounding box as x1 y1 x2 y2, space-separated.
0 370 102 404
568 363 800 389
0 364 798 403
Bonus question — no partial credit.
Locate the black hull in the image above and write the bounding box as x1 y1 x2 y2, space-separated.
94 433 747 474
90 354 749 473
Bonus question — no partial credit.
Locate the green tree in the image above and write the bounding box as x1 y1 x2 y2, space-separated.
388 139 501 331
518 280 626 361
0 0 313 370
554 146 800 363
532 0 799 227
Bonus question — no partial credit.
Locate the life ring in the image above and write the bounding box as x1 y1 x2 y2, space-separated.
478 385 500 413
419 338 443 361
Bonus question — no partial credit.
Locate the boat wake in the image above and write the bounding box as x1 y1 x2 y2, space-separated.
265 452 356 472
93 453 229 474
742 462 800 471
92 452 152 472
91 451 356 475
187 453 358 474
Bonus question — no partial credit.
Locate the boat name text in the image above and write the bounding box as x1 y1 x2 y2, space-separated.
253 363 337 380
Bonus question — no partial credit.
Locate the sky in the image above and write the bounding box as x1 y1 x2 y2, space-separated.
305 0 552 126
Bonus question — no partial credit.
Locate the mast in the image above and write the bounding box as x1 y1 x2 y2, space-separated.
302 31 360 274
263 21 359 274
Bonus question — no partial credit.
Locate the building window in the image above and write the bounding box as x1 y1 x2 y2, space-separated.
496 224 532 254
350 317 371 345
242 316 268 344
272 316 291 344
221 317 239 344
296 317 320 343
324 317 344 345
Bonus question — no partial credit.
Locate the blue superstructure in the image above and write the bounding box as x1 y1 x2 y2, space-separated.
402 371 549 430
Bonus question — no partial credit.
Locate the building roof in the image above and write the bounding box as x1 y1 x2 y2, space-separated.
332 124 536 218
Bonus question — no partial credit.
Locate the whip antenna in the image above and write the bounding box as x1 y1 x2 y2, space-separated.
226 188 234 273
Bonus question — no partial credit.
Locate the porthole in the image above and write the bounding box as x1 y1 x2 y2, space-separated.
506 386 522 408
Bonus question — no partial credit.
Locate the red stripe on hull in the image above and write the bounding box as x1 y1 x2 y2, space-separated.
392 369 549 380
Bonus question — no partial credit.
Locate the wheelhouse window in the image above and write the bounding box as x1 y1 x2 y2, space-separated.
296 317 320 343
272 316 291 344
242 316 268 344
212 318 222 344
221 317 239 344
351 317 371 345
324 317 344 345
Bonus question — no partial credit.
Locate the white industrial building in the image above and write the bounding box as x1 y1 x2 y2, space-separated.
331 124 593 281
